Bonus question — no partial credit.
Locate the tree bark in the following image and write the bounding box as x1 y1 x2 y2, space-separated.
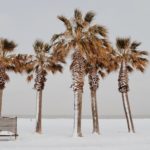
35 90 43 133
0 89 3 117
118 61 135 133
88 67 100 134
73 90 82 137
91 90 100 134
71 51 86 137
125 93 135 132
121 93 130 132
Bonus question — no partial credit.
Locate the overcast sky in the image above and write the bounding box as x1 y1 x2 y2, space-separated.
0 0 150 118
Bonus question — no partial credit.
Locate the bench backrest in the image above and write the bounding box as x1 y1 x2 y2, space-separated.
0 117 17 134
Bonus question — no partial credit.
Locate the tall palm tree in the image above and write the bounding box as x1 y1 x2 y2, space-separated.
85 30 115 134
50 9 112 136
24 40 62 133
0 38 19 116
70 50 86 137
114 37 148 132
86 53 117 134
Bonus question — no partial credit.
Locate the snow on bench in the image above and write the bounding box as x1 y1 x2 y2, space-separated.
0 117 18 140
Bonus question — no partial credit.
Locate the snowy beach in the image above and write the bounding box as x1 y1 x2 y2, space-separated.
0 119 150 150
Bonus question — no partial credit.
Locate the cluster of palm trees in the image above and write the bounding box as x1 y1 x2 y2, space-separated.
0 9 148 137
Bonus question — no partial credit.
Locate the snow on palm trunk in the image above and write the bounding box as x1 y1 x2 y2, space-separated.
71 51 86 137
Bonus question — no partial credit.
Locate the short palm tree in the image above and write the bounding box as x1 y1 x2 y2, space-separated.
24 40 62 133
50 9 112 136
0 38 19 116
114 37 148 132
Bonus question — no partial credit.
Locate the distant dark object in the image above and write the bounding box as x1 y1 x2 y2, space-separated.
0 117 18 140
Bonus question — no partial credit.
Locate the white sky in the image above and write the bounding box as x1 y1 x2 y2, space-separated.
0 0 150 118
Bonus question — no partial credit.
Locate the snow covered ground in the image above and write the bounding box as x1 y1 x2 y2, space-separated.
0 119 150 150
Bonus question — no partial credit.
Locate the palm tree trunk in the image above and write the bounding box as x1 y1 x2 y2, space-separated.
118 62 135 133
125 92 135 132
91 90 100 134
73 90 82 137
88 67 100 134
35 90 43 133
121 93 130 132
0 89 3 117
71 51 86 137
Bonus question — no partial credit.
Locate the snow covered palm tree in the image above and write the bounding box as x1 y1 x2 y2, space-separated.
50 9 113 136
115 37 148 132
25 40 62 133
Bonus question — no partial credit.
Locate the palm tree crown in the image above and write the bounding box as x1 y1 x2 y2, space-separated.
25 40 63 89
115 37 148 73
50 9 112 65
0 38 18 89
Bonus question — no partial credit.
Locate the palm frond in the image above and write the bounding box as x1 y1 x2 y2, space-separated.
126 65 133 73
33 40 50 53
130 41 141 50
51 33 64 42
74 9 82 22
33 40 44 53
27 74 33 82
89 25 108 37
116 37 130 50
0 38 17 52
139 57 149 63
57 15 72 31
98 70 106 78
44 43 50 52
84 11 95 23
139 51 149 55
47 64 63 74
136 65 145 72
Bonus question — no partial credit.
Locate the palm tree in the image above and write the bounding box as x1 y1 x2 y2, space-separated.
86 55 116 134
50 9 112 136
0 38 19 116
114 37 148 132
70 50 86 137
24 40 62 133
85 31 115 134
